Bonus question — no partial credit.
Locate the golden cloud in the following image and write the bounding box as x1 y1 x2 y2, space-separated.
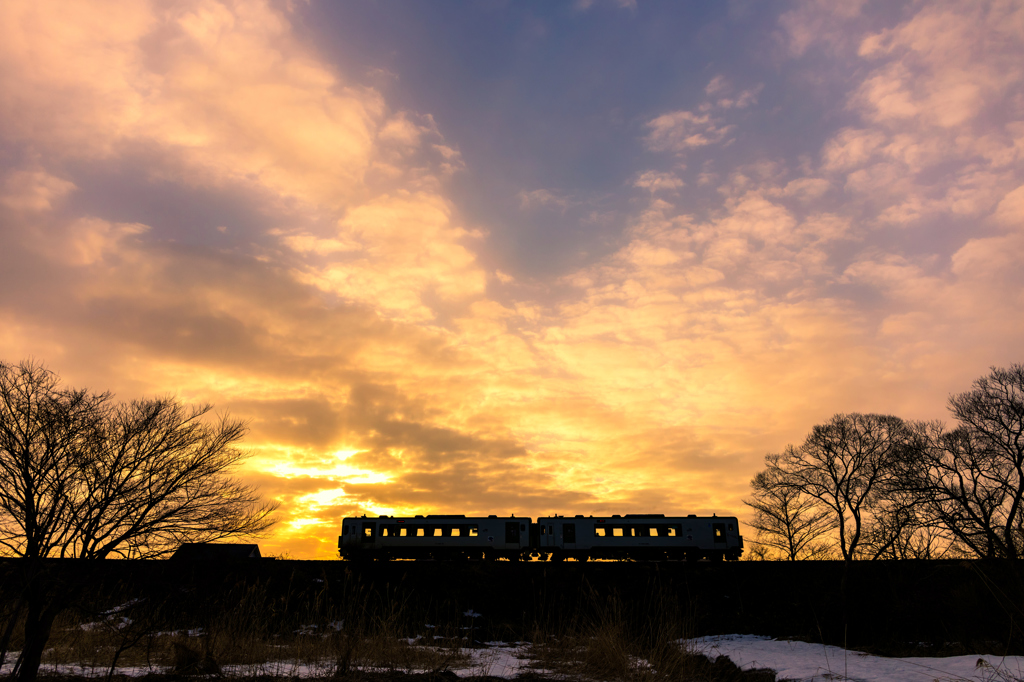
0 0 1022 560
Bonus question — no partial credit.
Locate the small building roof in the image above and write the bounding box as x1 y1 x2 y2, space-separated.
170 543 262 560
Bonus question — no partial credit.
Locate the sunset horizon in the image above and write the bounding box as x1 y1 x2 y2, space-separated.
1 0 1022 559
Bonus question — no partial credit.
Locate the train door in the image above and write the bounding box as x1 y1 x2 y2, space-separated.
362 521 377 545
543 521 555 549
563 523 576 550
505 521 520 546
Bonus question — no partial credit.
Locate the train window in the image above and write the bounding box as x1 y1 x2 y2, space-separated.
668 525 681 536
342 526 349 536
595 527 606 537
416 528 425 537
649 527 659 537
521 523 526 531
400 528 408 537
451 527 461 537
381 527 389 537
469 526 479 537
541 526 547 535
361 522 376 543
434 528 443 537
549 525 553 535
613 527 624 537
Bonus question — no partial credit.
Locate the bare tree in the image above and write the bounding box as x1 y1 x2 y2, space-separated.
0 360 277 680
856 483 948 560
947 365 1024 559
898 367 1024 559
744 452 836 560
775 413 913 563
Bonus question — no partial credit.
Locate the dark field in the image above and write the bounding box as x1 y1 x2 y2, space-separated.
3 559 1022 657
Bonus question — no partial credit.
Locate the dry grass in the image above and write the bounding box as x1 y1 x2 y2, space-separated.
0 571 776 681
4 575 471 679
524 582 770 682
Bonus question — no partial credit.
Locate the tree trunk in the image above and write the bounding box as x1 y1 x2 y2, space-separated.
14 565 75 682
15 600 47 681
15 594 66 682
0 594 26 670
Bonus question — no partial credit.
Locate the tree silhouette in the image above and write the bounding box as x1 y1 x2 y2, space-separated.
0 360 277 680
947 365 1024 559
898 367 1024 559
774 413 913 563
744 452 836 560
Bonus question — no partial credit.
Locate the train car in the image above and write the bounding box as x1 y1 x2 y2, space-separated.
339 514 531 560
534 514 743 561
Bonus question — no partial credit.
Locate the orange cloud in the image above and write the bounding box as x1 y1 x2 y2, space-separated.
0 0 1022 561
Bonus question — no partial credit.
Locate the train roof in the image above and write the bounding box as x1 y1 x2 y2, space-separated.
343 514 525 520
536 514 736 520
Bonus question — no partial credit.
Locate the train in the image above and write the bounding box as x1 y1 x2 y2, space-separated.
339 513 743 561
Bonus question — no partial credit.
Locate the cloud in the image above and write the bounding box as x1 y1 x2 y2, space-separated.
1 0 1023 560
777 0 870 57
0 0 391 209
777 178 832 201
645 111 734 154
993 184 1024 226
575 0 636 11
705 75 730 97
0 0 497 556
821 128 886 172
811 0 1024 233
716 85 762 110
951 232 1024 280
854 3 1023 129
0 171 76 212
633 171 685 193
288 192 487 321
518 188 577 211
644 77 760 156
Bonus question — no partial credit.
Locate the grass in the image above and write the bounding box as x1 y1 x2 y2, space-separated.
524 580 775 682
0 569 778 681
3 573 471 679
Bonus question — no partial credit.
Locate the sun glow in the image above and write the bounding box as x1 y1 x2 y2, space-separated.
1 0 1021 559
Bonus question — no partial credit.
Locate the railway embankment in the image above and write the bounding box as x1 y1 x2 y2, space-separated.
1 559 1020 656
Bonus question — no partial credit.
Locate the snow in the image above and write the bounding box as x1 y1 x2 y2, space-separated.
5 636 1022 680
0 644 538 679
689 634 1024 682
458 645 540 678
215 647 538 679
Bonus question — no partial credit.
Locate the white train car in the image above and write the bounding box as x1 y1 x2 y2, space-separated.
339 514 530 560
534 513 743 561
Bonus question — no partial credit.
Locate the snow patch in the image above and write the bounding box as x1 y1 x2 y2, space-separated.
688 634 1024 682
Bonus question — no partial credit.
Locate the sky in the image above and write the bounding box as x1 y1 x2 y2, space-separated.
1 0 1022 559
